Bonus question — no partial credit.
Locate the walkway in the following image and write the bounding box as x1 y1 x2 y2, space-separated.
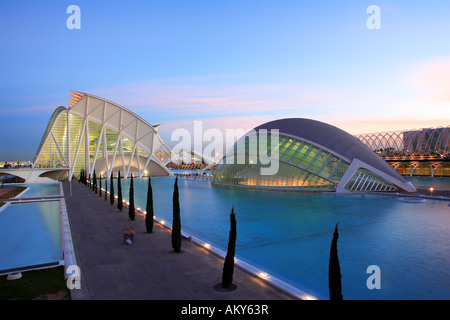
62 181 294 300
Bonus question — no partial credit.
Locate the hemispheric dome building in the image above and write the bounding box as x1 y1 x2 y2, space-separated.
212 118 416 193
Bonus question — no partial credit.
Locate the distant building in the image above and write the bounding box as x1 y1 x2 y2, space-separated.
355 126 450 177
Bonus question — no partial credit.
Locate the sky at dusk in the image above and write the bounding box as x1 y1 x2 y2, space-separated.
1 0 450 160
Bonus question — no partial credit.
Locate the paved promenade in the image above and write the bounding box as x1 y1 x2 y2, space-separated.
62 180 294 300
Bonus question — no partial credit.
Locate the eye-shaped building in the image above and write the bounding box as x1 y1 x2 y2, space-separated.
212 118 416 193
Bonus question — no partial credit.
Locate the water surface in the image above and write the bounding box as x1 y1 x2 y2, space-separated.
113 176 450 300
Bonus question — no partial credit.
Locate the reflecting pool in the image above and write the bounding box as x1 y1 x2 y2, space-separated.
15 182 60 198
113 176 450 300
0 200 61 272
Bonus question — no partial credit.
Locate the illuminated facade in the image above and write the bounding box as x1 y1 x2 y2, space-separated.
212 118 416 193
355 126 450 177
33 91 172 180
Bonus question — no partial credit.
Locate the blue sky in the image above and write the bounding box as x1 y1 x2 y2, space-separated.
1 0 450 160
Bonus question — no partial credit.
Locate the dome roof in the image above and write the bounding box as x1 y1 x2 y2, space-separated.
254 118 404 181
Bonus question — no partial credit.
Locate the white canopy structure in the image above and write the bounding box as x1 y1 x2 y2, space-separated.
33 91 172 181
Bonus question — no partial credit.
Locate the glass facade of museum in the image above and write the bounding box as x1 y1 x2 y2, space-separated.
344 168 398 192
33 91 172 180
212 118 414 193
213 133 351 191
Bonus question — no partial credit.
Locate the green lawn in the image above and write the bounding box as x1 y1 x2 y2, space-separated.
0 267 71 300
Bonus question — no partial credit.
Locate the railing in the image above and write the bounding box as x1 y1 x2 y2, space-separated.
173 172 213 180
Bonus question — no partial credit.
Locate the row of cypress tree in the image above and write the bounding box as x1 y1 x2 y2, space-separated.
81 169 172 249
78 169 342 299
171 176 235 290
82 169 155 233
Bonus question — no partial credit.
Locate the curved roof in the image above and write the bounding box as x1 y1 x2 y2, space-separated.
33 91 172 180
254 118 405 181
33 106 67 163
355 126 450 158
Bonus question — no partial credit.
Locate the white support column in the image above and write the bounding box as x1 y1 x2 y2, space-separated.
85 118 90 177
120 138 126 179
84 96 91 177
135 121 142 177
142 154 153 176
109 130 121 177
103 128 109 178
136 144 142 178
51 132 68 167
90 125 104 174
70 118 86 176
67 109 71 180
101 101 110 179
126 144 137 178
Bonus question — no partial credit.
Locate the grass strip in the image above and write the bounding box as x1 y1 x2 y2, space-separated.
0 266 70 300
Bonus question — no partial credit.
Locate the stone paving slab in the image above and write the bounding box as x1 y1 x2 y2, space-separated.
62 181 294 300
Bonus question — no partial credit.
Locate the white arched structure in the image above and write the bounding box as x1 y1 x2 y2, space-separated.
355 126 450 159
33 91 172 181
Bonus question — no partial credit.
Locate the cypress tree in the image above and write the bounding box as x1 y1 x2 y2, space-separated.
104 174 108 201
93 170 97 194
145 177 154 233
110 171 115 205
222 206 237 289
117 170 123 211
128 173 135 221
171 177 181 253
328 223 343 300
99 174 102 197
